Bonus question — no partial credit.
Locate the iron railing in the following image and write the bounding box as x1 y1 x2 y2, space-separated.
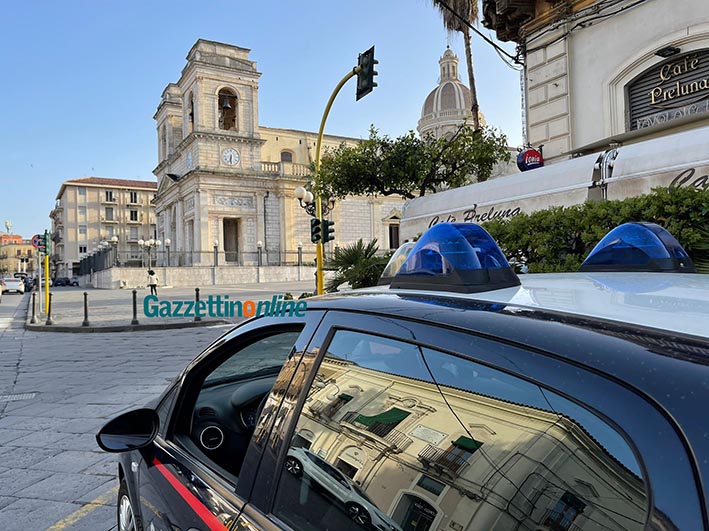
418 444 469 477
340 411 412 450
540 509 584 531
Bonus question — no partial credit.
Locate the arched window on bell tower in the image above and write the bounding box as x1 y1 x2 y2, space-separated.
188 92 194 134
218 89 237 131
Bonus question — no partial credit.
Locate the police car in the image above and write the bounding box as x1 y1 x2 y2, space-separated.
98 222 709 531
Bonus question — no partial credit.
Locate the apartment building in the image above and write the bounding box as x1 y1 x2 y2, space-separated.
0 237 36 277
50 177 157 277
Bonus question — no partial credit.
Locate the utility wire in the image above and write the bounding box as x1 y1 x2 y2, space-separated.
434 0 522 65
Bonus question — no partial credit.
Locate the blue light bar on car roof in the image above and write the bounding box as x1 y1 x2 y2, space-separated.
580 222 696 273
378 241 416 285
390 223 521 293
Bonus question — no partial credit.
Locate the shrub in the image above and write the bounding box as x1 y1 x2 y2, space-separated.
483 187 709 273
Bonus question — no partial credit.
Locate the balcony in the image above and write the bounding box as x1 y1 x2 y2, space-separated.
101 216 119 223
539 509 583 531
102 198 117 204
418 445 469 477
341 410 413 452
261 161 311 177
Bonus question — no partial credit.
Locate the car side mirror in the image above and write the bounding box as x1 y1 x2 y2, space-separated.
96 408 159 453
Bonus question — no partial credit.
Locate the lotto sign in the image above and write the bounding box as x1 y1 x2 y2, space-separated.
31 234 41 249
516 148 544 172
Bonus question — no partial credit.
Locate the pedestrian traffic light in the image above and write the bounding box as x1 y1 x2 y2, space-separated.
322 219 335 243
310 218 322 243
356 46 378 101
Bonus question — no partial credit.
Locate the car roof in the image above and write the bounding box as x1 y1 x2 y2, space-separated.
346 272 708 339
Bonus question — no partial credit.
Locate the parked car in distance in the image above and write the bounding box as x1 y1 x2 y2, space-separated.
70 276 80 286
54 277 71 286
2 277 25 294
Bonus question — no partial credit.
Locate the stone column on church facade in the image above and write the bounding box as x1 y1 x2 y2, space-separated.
176 200 184 256
255 191 266 258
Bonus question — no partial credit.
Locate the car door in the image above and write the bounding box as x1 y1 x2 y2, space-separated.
134 312 325 531
239 310 704 531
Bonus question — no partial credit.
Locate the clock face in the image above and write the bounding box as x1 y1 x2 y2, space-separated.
222 148 240 166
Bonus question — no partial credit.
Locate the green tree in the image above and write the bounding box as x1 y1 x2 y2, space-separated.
324 239 391 292
316 124 509 200
429 0 481 130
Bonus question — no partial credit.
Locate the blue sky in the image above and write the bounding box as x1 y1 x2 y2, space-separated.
1 0 522 238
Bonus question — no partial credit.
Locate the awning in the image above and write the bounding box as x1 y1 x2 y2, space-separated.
356 407 410 427
452 435 483 453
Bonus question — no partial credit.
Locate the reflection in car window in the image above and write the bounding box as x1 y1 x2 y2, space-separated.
273 330 649 531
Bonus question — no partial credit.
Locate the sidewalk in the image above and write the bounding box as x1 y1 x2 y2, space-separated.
25 280 316 332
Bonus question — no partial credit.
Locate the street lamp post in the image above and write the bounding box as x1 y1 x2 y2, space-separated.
165 239 171 267
257 241 263 266
110 235 118 266
138 239 145 268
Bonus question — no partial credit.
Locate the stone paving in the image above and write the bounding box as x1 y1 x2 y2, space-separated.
0 279 315 530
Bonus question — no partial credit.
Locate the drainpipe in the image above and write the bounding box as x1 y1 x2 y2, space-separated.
263 191 269 264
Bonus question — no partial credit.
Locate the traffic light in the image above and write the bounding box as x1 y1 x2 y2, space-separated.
310 218 322 243
38 232 47 254
356 46 378 101
322 219 335 243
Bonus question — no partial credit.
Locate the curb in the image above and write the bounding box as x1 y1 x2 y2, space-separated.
25 319 232 333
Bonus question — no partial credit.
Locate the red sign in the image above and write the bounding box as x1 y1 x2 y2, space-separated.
31 234 41 248
517 148 544 172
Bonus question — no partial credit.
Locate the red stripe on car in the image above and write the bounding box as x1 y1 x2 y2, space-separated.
153 457 229 531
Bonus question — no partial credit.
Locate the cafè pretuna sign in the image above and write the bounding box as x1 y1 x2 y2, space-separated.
627 49 709 130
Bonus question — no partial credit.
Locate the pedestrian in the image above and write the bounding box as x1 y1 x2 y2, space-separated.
147 269 159 296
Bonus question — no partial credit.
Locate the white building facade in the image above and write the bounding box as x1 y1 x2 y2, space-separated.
153 40 405 268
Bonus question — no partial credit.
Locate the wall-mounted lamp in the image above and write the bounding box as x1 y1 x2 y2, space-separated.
655 45 681 58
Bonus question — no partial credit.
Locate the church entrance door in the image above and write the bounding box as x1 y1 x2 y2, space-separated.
223 218 240 263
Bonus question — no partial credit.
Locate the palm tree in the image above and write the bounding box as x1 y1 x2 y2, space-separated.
324 239 391 292
430 0 481 131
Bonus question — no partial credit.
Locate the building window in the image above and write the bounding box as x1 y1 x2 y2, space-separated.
130 210 138 222
389 224 400 249
79 246 87 254
280 150 293 163
130 244 140 259
105 226 115 238
79 225 87 237
77 187 86 200
417 475 446 496
104 207 114 221
129 191 138 204
78 206 87 222
544 492 586 531
218 89 237 131
105 190 115 202
130 227 139 240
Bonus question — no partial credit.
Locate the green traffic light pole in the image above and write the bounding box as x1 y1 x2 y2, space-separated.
313 65 362 295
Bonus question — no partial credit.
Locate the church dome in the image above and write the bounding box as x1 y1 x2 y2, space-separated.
418 48 483 139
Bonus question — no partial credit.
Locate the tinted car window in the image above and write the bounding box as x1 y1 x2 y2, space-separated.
272 330 649 531
176 330 302 480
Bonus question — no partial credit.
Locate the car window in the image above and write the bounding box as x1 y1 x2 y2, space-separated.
272 330 649 531
174 329 302 481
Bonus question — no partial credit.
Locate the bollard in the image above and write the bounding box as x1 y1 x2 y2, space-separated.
131 289 139 325
30 291 37 324
45 293 54 326
194 287 201 322
82 292 90 327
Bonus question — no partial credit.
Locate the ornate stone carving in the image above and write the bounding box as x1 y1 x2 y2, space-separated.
184 198 195 212
212 195 255 208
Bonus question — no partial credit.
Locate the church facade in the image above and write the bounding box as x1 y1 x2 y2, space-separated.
153 40 404 267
